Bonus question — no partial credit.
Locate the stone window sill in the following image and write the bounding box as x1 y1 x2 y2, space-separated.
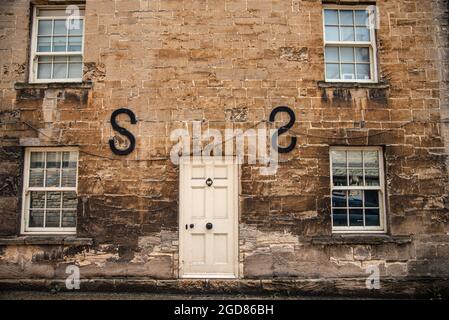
317 81 390 89
311 235 412 245
14 81 93 90
0 236 93 246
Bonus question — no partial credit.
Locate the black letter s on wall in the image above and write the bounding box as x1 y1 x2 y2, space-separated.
109 108 137 156
269 106 297 153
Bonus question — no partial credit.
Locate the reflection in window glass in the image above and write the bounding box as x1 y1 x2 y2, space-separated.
45 152 61 187
324 10 339 25
29 210 44 228
348 151 363 167
325 26 339 41
332 190 347 208
333 209 348 226
326 63 340 80
29 152 45 187
348 190 363 207
339 10 354 25
349 209 364 226
365 209 380 226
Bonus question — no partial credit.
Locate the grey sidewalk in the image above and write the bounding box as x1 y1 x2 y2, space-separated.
0 291 347 300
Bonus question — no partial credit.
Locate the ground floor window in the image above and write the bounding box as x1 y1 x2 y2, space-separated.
21 148 78 234
330 147 386 233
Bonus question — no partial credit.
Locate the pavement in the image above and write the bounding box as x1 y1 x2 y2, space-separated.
0 290 331 300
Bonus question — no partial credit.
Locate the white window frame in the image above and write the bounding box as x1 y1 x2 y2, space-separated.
21 147 79 235
330 146 387 234
29 5 85 84
322 5 378 83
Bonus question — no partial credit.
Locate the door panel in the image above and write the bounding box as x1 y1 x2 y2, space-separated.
180 157 238 278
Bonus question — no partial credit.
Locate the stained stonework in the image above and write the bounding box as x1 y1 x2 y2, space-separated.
1 0 449 297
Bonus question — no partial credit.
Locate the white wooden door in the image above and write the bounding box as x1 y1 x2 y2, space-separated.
179 157 238 278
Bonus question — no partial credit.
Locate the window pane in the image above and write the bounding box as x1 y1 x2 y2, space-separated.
62 191 78 208
62 152 77 168
365 209 380 226
53 62 67 79
331 150 347 167
349 209 364 226
355 47 370 63
29 210 44 228
37 36 51 52
30 152 45 168
340 47 354 62
332 190 347 208
68 19 83 35
365 169 380 186
333 209 347 226
54 56 68 63
52 36 67 52
68 63 82 78
341 64 355 80
325 47 339 62
348 190 363 207
333 168 347 186
69 56 82 62
324 9 338 25
46 191 61 208
355 27 370 41
62 210 77 227
53 20 67 36
39 56 52 63
340 27 355 41
356 64 371 80
325 26 339 41
348 151 363 167
46 152 61 187
62 152 78 186
339 10 354 25
365 191 379 208
364 151 378 167
326 63 340 80
29 152 45 187
37 62 52 79
30 191 45 209
68 36 82 51
348 169 363 186
355 10 369 26
45 210 61 228
38 20 52 36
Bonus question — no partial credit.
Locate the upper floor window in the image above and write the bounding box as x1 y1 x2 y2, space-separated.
330 147 386 233
22 148 78 234
323 7 378 83
30 6 85 83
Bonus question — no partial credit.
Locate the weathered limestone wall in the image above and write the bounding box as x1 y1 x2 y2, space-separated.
0 0 449 296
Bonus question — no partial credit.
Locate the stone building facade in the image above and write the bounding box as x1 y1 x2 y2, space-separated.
0 0 449 297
